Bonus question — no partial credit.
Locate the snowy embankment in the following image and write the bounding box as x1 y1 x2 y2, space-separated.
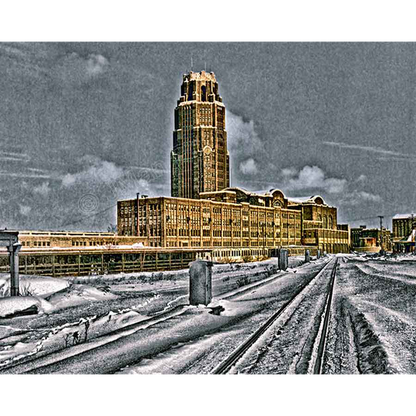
0 256 311 371
323 257 416 374
0 275 69 318
65 256 304 285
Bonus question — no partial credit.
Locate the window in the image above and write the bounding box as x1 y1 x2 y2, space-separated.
201 85 207 101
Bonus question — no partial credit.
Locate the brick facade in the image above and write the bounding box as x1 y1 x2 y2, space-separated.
118 189 350 254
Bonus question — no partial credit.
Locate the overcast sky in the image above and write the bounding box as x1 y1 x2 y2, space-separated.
0 42 414 231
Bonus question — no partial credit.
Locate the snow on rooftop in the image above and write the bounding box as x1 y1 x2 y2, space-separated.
393 213 416 220
287 196 313 203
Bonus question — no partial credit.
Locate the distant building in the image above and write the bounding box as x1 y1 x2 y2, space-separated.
392 213 416 252
351 225 392 253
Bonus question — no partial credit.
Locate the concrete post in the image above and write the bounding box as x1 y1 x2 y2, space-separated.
8 242 22 296
189 259 213 306
278 248 288 271
305 249 310 263
317 249 321 259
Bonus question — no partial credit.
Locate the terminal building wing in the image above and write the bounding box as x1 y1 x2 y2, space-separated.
117 188 350 256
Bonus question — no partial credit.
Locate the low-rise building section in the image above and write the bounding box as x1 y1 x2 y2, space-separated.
351 225 392 253
18 230 147 249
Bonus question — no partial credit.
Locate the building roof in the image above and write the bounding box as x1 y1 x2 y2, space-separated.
287 195 327 205
185 71 216 82
392 213 416 220
287 196 314 204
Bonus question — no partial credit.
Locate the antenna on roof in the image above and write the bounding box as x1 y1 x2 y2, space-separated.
191 55 193 71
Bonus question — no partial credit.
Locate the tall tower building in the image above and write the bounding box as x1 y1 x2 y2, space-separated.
171 71 230 199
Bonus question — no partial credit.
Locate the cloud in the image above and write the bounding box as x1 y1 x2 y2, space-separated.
86 54 109 76
227 112 263 154
281 165 347 194
19 204 31 216
340 190 382 206
33 181 51 196
56 52 109 87
239 158 258 175
0 44 27 60
356 174 367 183
62 157 124 187
0 171 51 179
323 141 415 159
227 111 269 182
358 191 382 202
281 167 298 177
0 151 30 162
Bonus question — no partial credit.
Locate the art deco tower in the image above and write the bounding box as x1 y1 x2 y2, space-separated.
171 71 230 199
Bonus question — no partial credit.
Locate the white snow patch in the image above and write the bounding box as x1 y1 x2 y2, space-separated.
0 275 69 298
354 263 416 286
0 308 150 368
46 285 117 310
0 296 53 318
358 300 416 327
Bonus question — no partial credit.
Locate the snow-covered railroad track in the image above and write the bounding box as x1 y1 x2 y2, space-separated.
211 258 338 374
312 257 338 374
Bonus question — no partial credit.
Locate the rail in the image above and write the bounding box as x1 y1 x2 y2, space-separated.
211 257 338 374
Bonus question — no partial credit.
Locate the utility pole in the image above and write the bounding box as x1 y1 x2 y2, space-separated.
136 192 140 237
378 215 384 252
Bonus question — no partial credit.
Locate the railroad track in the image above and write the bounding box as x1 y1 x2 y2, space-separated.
313 257 338 374
211 257 339 374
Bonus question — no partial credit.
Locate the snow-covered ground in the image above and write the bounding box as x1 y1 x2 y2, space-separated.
0 275 70 320
115 258 331 375
0 257 308 372
5 253 413 375
0 274 69 297
113 254 416 375
324 255 416 374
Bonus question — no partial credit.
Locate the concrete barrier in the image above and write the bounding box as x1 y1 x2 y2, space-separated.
189 259 213 306
278 249 288 271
